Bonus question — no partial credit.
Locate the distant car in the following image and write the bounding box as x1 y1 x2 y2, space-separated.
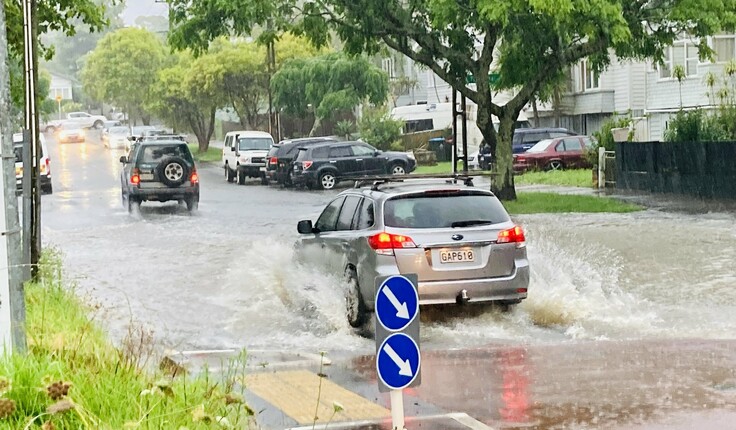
119 140 200 213
56 125 86 143
103 126 130 149
222 130 274 185
295 178 529 327
131 126 158 138
265 137 338 186
12 133 52 194
512 128 578 154
292 141 416 190
513 136 595 172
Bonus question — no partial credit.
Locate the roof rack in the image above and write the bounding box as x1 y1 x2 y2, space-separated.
350 173 479 191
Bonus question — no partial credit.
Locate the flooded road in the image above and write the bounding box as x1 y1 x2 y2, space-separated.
39 133 736 429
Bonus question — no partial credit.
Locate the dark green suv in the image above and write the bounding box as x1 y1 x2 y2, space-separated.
119 141 200 213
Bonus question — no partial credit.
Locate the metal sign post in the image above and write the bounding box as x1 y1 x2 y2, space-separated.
375 275 421 430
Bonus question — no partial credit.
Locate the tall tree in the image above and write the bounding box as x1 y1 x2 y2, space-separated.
167 0 736 199
82 27 167 124
150 52 223 151
271 52 389 136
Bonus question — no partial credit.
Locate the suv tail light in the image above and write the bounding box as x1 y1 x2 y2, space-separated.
497 225 526 248
190 169 199 185
269 156 278 166
368 232 417 256
41 158 50 175
131 168 141 185
302 161 313 170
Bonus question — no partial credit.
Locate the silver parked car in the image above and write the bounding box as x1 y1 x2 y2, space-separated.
296 178 530 327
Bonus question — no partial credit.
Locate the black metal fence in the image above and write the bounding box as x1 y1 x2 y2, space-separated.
616 141 736 199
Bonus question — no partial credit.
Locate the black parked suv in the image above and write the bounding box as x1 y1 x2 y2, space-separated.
119 140 199 213
265 137 338 186
292 141 416 190
512 128 578 154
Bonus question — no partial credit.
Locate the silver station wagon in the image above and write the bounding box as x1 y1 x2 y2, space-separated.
296 178 530 327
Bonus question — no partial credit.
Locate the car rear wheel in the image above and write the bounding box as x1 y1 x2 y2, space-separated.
260 172 269 185
345 269 368 328
93 120 104 129
237 168 246 185
546 160 564 171
225 165 235 183
127 197 140 214
185 196 199 212
390 163 406 175
319 172 336 190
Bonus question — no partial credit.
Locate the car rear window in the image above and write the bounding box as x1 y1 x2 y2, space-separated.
384 192 510 229
267 145 280 157
139 144 193 164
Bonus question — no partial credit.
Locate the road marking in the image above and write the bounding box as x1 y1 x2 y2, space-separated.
245 370 389 425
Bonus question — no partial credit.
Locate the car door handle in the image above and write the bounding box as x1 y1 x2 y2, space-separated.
355 159 363 162
329 160 337 163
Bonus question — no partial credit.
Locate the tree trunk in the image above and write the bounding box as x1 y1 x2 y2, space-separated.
309 115 322 137
553 88 561 128
532 98 539 127
475 102 516 200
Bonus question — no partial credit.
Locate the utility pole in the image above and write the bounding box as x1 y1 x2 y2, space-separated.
0 0 27 353
23 0 40 280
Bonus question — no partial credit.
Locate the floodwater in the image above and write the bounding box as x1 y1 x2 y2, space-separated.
41 134 736 354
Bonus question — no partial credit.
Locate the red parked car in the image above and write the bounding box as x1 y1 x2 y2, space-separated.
513 135 595 172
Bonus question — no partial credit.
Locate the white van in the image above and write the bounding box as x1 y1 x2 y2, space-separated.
222 130 274 185
390 102 531 154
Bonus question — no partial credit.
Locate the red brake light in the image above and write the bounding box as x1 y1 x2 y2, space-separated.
269 157 278 165
303 161 313 170
497 226 526 246
516 157 526 163
190 171 199 184
368 232 417 255
131 168 140 185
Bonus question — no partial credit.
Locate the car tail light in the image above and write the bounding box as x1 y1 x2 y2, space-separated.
131 168 141 185
368 232 417 255
269 156 278 165
190 169 199 184
302 161 313 170
516 156 526 163
40 158 50 175
497 225 526 247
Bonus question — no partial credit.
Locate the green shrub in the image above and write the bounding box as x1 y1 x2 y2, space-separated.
358 108 404 151
664 109 730 142
334 120 355 140
587 116 633 165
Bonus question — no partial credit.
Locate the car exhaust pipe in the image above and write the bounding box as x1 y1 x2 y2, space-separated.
456 289 470 304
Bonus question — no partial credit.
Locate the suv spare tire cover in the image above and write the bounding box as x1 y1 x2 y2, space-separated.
157 156 190 187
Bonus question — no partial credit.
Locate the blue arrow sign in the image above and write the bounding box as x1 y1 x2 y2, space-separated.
377 333 421 390
375 275 419 332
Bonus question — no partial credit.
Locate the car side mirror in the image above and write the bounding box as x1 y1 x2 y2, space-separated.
119 156 128 164
374 151 381 157
297 220 316 234
126 136 136 142
230 146 236 152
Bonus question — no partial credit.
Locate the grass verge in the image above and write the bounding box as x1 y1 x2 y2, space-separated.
503 192 643 214
188 144 221 163
514 169 593 188
0 250 254 429
414 163 594 188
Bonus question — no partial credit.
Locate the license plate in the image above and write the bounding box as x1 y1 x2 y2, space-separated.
439 249 476 264
140 172 154 181
259 167 267 172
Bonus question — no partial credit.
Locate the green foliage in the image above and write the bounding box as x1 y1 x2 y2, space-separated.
61 101 84 114
589 116 634 165
334 120 355 139
165 0 736 198
272 53 389 135
187 144 222 162
82 28 167 123
515 169 593 188
0 250 254 428
663 109 730 142
358 108 404 151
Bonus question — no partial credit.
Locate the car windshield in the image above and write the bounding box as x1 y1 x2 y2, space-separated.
238 138 272 151
384 192 510 229
527 139 555 153
109 127 129 135
139 144 193 164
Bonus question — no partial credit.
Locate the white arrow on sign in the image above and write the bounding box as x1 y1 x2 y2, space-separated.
383 343 413 377
381 285 410 319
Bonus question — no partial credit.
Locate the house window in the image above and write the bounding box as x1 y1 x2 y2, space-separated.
382 58 396 79
581 60 599 91
660 41 699 79
712 35 736 62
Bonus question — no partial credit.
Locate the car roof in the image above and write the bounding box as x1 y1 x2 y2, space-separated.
516 127 573 133
138 140 188 146
227 130 273 138
304 140 365 150
342 180 493 201
279 137 337 145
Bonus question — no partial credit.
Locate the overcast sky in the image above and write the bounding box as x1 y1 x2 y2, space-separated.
121 0 168 25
